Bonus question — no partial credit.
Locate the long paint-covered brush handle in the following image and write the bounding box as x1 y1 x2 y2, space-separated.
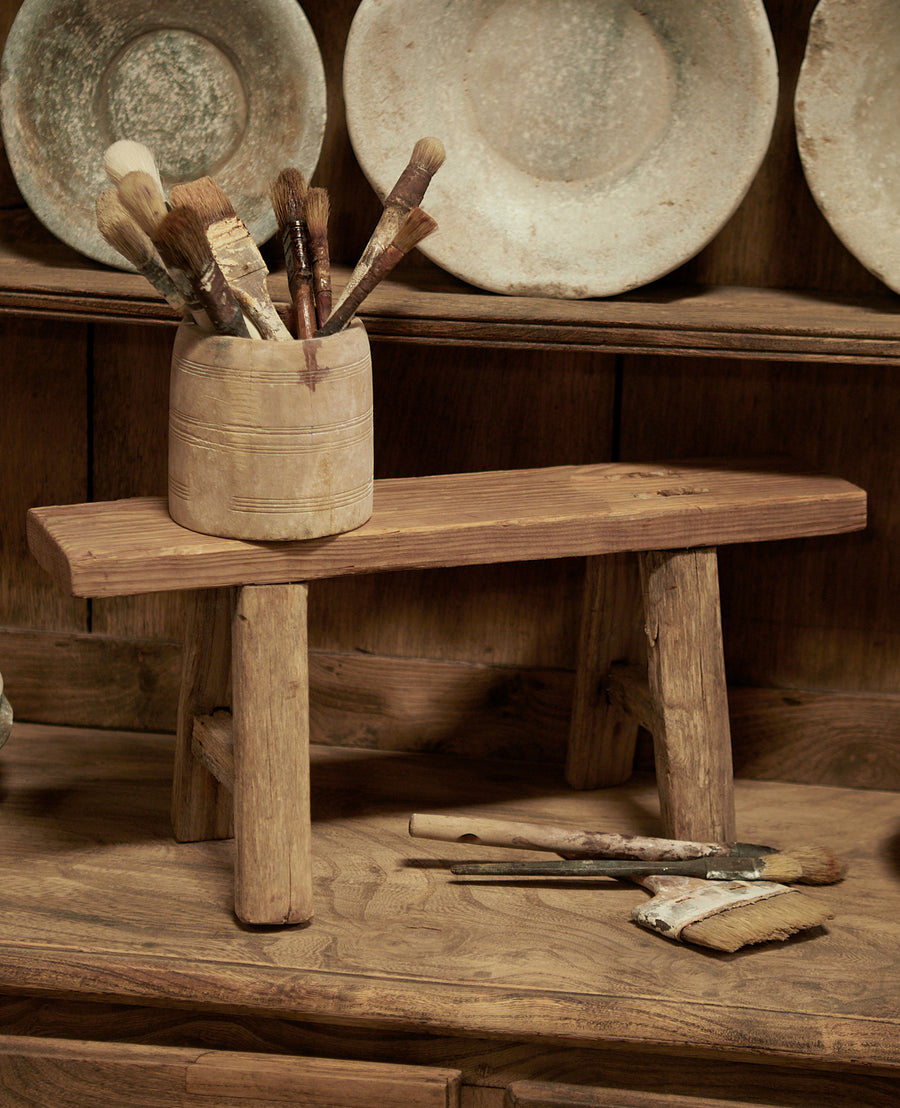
409 812 771 861
448 857 782 880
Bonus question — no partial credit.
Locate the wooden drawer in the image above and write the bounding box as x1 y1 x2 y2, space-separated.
0 1035 461 1107
505 1079 886 1108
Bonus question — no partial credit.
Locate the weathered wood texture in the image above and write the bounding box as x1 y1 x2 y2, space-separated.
232 583 313 925
0 1035 461 1108
0 0 898 794
26 461 864 598
1 723 899 1076
639 550 735 842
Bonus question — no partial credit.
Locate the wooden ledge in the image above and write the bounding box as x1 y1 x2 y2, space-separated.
27 458 865 599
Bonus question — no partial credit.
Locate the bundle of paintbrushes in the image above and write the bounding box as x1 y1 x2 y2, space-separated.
96 136 443 341
409 812 847 953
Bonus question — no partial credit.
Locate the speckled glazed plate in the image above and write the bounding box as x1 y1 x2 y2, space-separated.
796 0 900 293
1 0 326 269
343 0 778 299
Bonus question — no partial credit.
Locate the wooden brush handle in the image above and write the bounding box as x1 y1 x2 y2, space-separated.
408 812 744 861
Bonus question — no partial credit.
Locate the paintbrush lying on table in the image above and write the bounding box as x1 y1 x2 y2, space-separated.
411 812 843 952
409 812 846 882
448 852 844 885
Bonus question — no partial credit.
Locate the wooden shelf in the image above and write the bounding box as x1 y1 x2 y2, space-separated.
2 721 898 1073
4 233 900 363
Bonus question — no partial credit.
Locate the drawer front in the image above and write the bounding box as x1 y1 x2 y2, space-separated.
0 1035 460 1107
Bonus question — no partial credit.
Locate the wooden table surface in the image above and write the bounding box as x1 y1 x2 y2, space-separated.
1 722 898 1072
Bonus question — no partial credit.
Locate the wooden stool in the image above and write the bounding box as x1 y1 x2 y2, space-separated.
27 458 865 925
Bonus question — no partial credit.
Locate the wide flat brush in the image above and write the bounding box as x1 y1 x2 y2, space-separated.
449 850 846 885
631 875 833 952
169 176 292 341
409 812 774 862
316 207 437 337
304 186 332 327
95 188 185 313
335 136 445 311
269 168 318 338
154 206 250 338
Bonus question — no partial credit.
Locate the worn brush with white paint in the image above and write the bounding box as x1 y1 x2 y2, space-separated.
170 176 291 341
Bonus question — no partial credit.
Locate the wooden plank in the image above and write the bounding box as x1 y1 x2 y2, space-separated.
506 1080 769 1108
232 583 312 925
4 626 898 792
0 1035 461 1107
639 550 735 842
0 316 88 631
171 589 233 843
26 460 866 599
0 724 898 1069
6 227 900 360
565 555 644 789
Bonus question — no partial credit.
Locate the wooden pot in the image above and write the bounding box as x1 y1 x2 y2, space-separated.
168 320 373 540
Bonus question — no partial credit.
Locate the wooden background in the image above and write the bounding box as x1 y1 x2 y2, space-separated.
1 0 898 791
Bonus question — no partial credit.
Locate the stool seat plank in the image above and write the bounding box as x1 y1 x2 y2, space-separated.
27 458 865 599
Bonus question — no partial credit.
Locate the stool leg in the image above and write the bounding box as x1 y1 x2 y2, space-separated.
639 548 735 842
566 554 645 788
172 587 234 842
232 582 313 926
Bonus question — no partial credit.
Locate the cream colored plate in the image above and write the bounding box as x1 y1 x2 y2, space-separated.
0 0 326 269
344 0 778 299
796 0 900 293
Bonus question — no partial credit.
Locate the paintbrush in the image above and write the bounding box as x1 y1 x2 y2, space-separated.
632 875 833 952
269 168 318 338
154 206 250 338
169 176 292 341
103 139 165 197
95 188 185 313
115 170 212 330
316 207 437 337
334 136 445 311
449 849 846 885
409 812 775 862
305 186 332 327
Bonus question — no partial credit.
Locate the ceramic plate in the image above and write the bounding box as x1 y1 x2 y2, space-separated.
343 0 778 299
1 0 326 269
795 0 900 293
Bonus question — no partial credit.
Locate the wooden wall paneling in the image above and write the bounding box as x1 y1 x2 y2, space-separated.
0 317 87 632
309 339 618 669
90 321 185 642
298 0 382 268
619 354 900 695
673 0 885 295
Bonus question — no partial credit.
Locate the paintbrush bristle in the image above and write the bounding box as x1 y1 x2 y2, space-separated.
104 140 164 193
117 170 168 237
684 890 832 952
410 136 446 176
305 186 330 235
392 207 438 255
169 176 236 227
270 168 308 231
153 206 215 274
778 846 848 885
95 189 156 268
